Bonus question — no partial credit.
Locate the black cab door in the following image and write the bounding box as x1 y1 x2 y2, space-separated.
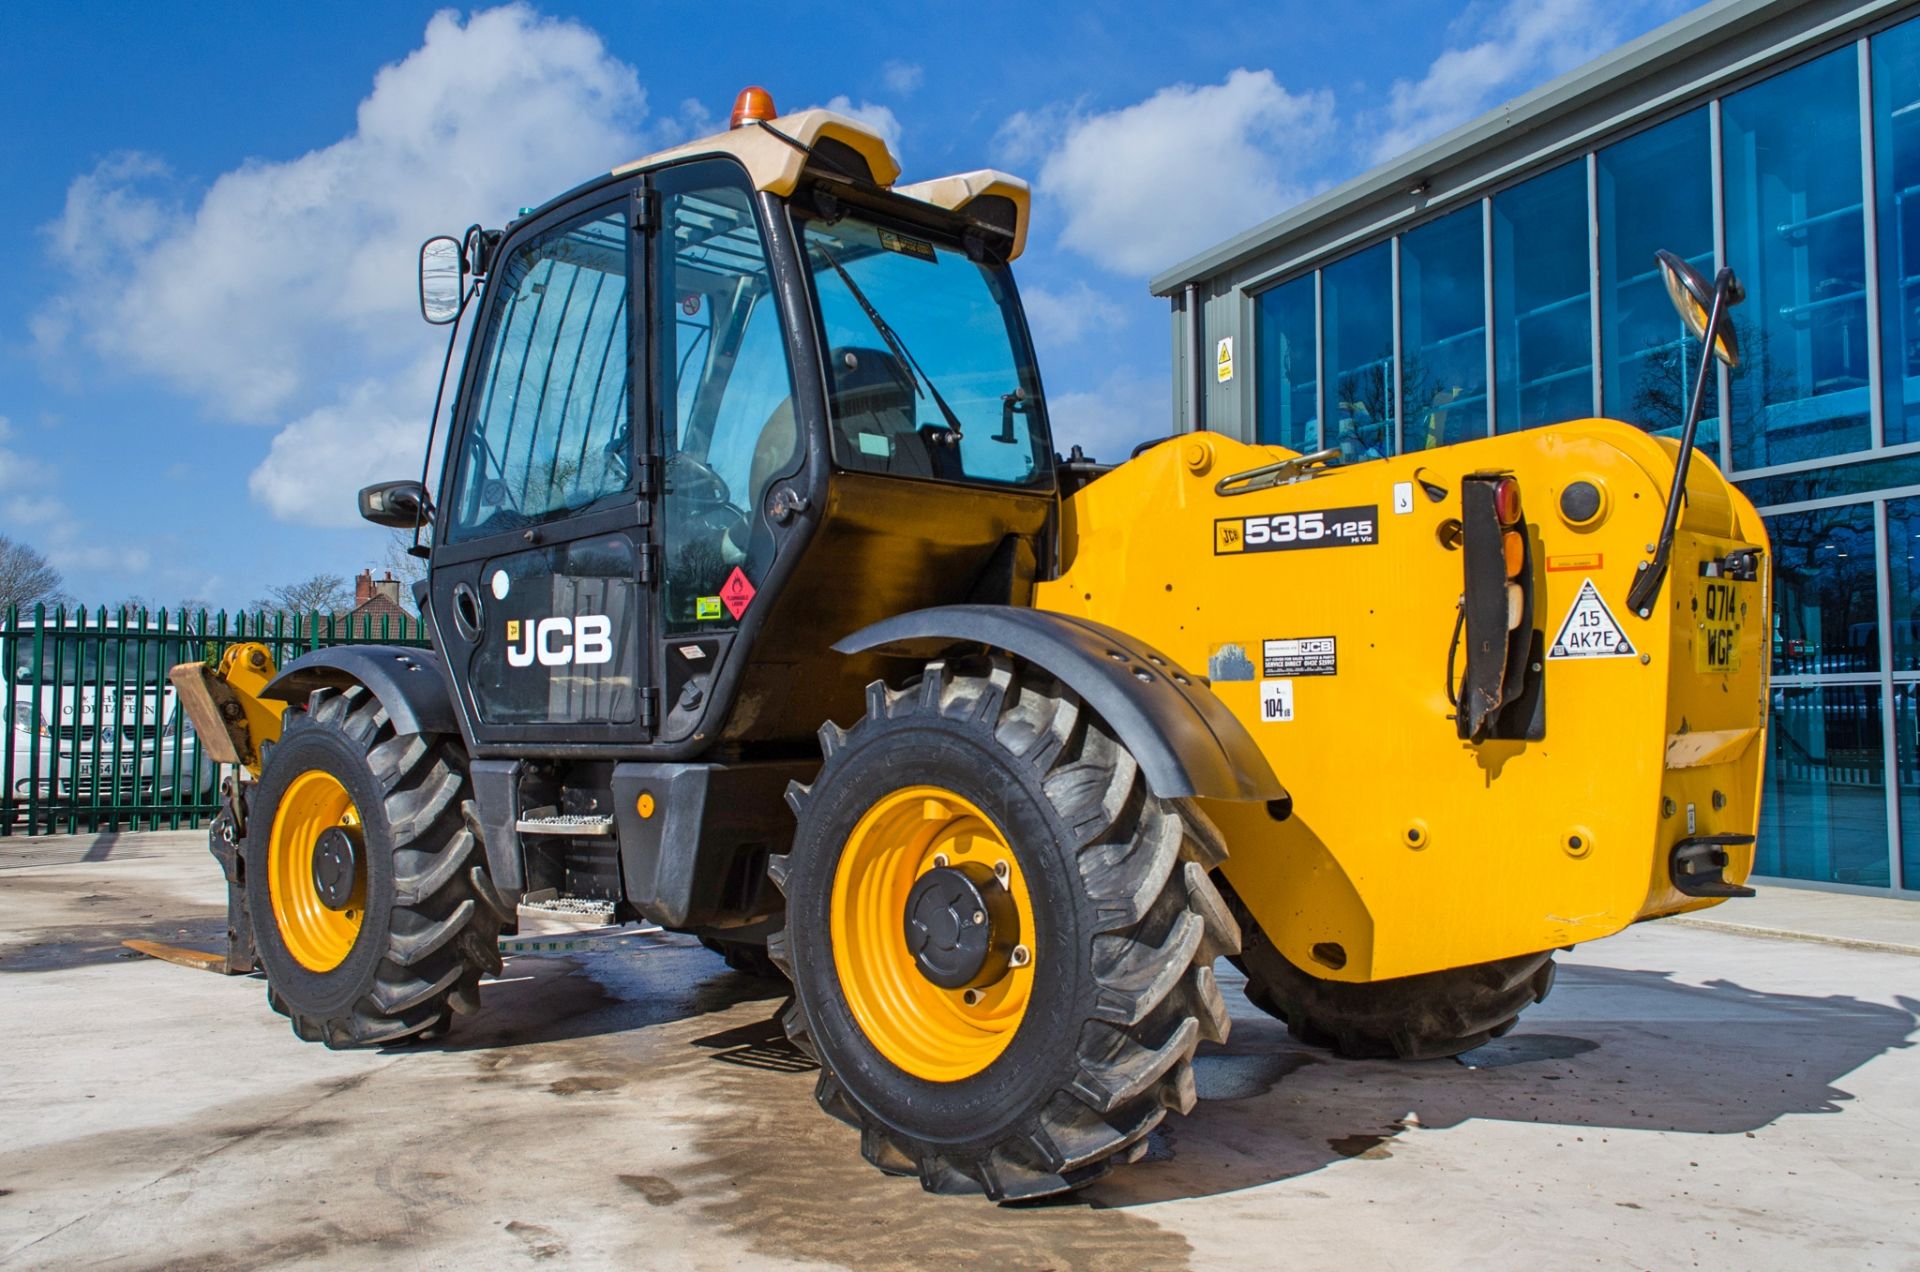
430 190 652 749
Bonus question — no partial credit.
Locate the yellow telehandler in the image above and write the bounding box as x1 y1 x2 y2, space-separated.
174 87 1769 1201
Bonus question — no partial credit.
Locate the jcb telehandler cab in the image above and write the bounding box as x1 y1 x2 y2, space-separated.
175 90 1771 1201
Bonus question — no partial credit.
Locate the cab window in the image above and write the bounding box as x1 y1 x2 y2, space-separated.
798 205 1050 488
448 207 632 543
659 170 797 633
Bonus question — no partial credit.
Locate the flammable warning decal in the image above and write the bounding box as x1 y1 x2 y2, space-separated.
1548 578 1636 660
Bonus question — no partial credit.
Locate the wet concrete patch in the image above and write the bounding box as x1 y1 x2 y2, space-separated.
546 1074 625 1096
1192 1049 1319 1100
617 1173 682 1206
1327 1131 1396 1160
1455 1033 1600 1068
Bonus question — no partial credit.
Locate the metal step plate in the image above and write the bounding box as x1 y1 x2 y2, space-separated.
514 813 615 837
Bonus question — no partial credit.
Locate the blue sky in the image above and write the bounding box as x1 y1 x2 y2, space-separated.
0 0 1693 611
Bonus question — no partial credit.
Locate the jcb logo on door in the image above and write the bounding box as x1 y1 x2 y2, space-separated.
506 615 614 667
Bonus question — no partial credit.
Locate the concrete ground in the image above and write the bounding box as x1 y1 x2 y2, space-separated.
1 831 1916 1271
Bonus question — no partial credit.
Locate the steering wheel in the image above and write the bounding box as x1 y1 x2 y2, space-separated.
666 452 731 510
667 452 752 562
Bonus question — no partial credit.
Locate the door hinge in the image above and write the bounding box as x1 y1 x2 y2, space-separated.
637 454 659 497
631 188 659 234
640 687 659 731
638 541 658 584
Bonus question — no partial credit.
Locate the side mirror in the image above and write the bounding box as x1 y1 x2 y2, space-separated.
1656 249 1743 369
359 479 433 529
419 235 465 325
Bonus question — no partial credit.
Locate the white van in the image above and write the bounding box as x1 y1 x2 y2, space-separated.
4 621 218 812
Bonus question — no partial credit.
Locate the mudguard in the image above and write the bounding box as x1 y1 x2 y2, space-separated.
835 605 1284 803
262 645 459 739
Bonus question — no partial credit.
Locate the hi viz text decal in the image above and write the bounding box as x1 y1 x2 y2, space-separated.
1214 505 1378 554
506 615 614 668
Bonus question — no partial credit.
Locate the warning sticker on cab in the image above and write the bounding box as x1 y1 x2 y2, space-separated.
1548 578 1636 659
1215 505 1378 555
1263 636 1336 677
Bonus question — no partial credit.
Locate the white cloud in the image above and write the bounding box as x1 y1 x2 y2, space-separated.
36 4 658 528
1010 70 1335 277
882 61 924 96
0 416 153 577
1046 372 1168 462
1367 0 1684 163
248 365 443 525
820 95 903 154
1020 280 1128 349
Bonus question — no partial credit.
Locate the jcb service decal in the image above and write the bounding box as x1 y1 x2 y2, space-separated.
1214 505 1379 555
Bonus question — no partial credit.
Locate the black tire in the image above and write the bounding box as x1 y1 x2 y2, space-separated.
699 936 786 981
768 656 1237 1202
247 685 507 1048
1226 888 1555 1060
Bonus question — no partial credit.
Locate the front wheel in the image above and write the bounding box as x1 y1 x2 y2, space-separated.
246 685 506 1047
769 657 1237 1201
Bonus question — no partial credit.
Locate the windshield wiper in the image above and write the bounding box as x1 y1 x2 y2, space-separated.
812 243 967 442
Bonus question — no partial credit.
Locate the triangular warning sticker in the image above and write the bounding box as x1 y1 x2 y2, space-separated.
1548 578 1636 659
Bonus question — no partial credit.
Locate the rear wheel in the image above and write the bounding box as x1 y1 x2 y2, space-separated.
769 657 1237 1201
1227 890 1555 1060
247 685 505 1047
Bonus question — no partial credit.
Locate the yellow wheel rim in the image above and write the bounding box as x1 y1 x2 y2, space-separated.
830 785 1035 1082
268 769 366 973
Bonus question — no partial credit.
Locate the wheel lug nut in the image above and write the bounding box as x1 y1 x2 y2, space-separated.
963 988 985 1006
1010 944 1031 968
972 910 985 925
993 860 1010 886
932 853 949 867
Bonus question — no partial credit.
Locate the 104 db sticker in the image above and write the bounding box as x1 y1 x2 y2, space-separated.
1215 505 1378 555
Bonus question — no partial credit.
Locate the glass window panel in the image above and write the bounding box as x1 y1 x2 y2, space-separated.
1737 450 1920 509
451 209 631 543
1766 502 1879 674
659 178 794 633
1757 684 1890 886
1725 49 1871 471
1874 18 1920 448
1883 496 1920 670
1322 243 1395 460
1400 206 1487 450
1493 160 1594 433
1596 110 1718 447
1255 275 1318 452
1896 683 1920 888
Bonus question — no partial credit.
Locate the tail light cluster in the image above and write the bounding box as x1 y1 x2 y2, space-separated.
1454 473 1544 742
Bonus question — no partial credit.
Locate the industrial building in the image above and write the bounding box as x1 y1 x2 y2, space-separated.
1156 0 1920 895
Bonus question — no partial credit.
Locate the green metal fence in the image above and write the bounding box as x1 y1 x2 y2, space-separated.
3 604 429 836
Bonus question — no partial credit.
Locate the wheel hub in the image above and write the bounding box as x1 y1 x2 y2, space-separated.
311 826 361 911
904 863 1015 989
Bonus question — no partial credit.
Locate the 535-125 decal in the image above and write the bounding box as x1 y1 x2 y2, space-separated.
1214 505 1379 555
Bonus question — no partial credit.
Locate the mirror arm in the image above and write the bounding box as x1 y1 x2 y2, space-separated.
1625 267 1734 621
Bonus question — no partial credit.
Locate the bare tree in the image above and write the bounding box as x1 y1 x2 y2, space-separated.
0 536 69 613
252 572 351 615
381 531 428 601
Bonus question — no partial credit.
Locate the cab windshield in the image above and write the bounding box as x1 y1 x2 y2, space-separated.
798 205 1050 488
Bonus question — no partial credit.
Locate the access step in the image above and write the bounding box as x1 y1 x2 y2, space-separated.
515 811 615 837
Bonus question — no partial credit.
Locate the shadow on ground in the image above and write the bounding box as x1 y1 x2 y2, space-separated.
1088 963 1920 1207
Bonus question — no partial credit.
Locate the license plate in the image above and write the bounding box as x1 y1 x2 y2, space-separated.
77 761 136 782
1695 577 1749 674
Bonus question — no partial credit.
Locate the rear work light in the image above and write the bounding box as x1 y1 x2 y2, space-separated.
1452 472 1545 742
